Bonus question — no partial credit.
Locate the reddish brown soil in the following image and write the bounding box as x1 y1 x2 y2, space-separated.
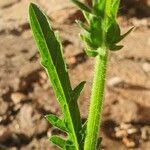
0 0 150 150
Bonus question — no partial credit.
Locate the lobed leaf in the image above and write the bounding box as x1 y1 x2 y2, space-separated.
45 114 68 132
29 3 83 149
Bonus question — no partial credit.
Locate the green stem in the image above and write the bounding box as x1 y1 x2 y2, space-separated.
84 48 109 150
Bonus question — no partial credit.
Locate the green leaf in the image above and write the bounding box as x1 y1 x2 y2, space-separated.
65 145 76 150
71 0 91 13
72 81 86 101
119 27 134 42
111 0 120 17
29 3 72 102
93 0 106 18
107 21 121 45
29 3 82 149
80 33 96 49
110 45 124 51
45 114 68 132
49 136 66 149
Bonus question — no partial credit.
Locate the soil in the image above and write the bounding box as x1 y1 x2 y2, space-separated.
0 0 150 150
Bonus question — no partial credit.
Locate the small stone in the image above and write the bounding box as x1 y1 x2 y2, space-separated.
142 63 150 73
42 82 50 90
141 126 150 141
127 128 138 135
115 129 128 138
107 77 123 87
39 71 47 81
13 103 21 112
0 99 9 115
66 57 76 65
122 137 136 148
120 123 132 130
11 92 26 104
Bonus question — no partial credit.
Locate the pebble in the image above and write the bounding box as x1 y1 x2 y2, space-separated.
120 123 132 130
142 62 150 73
11 92 26 104
122 137 136 148
39 71 47 80
0 99 8 115
141 126 150 141
107 77 123 87
115 129 128 138
127 128 138 135
39 71 48 85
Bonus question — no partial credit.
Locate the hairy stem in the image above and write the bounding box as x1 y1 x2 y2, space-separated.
84 48 108 150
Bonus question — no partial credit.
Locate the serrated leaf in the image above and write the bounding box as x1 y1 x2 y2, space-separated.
45 114 67 132
29 3 82 149
71 0 91 13
49 136 66 149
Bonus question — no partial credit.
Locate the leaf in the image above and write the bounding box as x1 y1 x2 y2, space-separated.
49 136 66 149
119 27 134 42
111 0 120 17
110 45 124 51
29 3 82 149
72 81 86 101
93 0 106 18
107 21 121 45
80 33 96 49
45 114 68 132
29 3 72 103
71 0 91 13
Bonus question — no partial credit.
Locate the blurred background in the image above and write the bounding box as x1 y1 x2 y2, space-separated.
0 0 150 149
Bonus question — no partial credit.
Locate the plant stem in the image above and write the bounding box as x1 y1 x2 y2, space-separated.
84 47 109 150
